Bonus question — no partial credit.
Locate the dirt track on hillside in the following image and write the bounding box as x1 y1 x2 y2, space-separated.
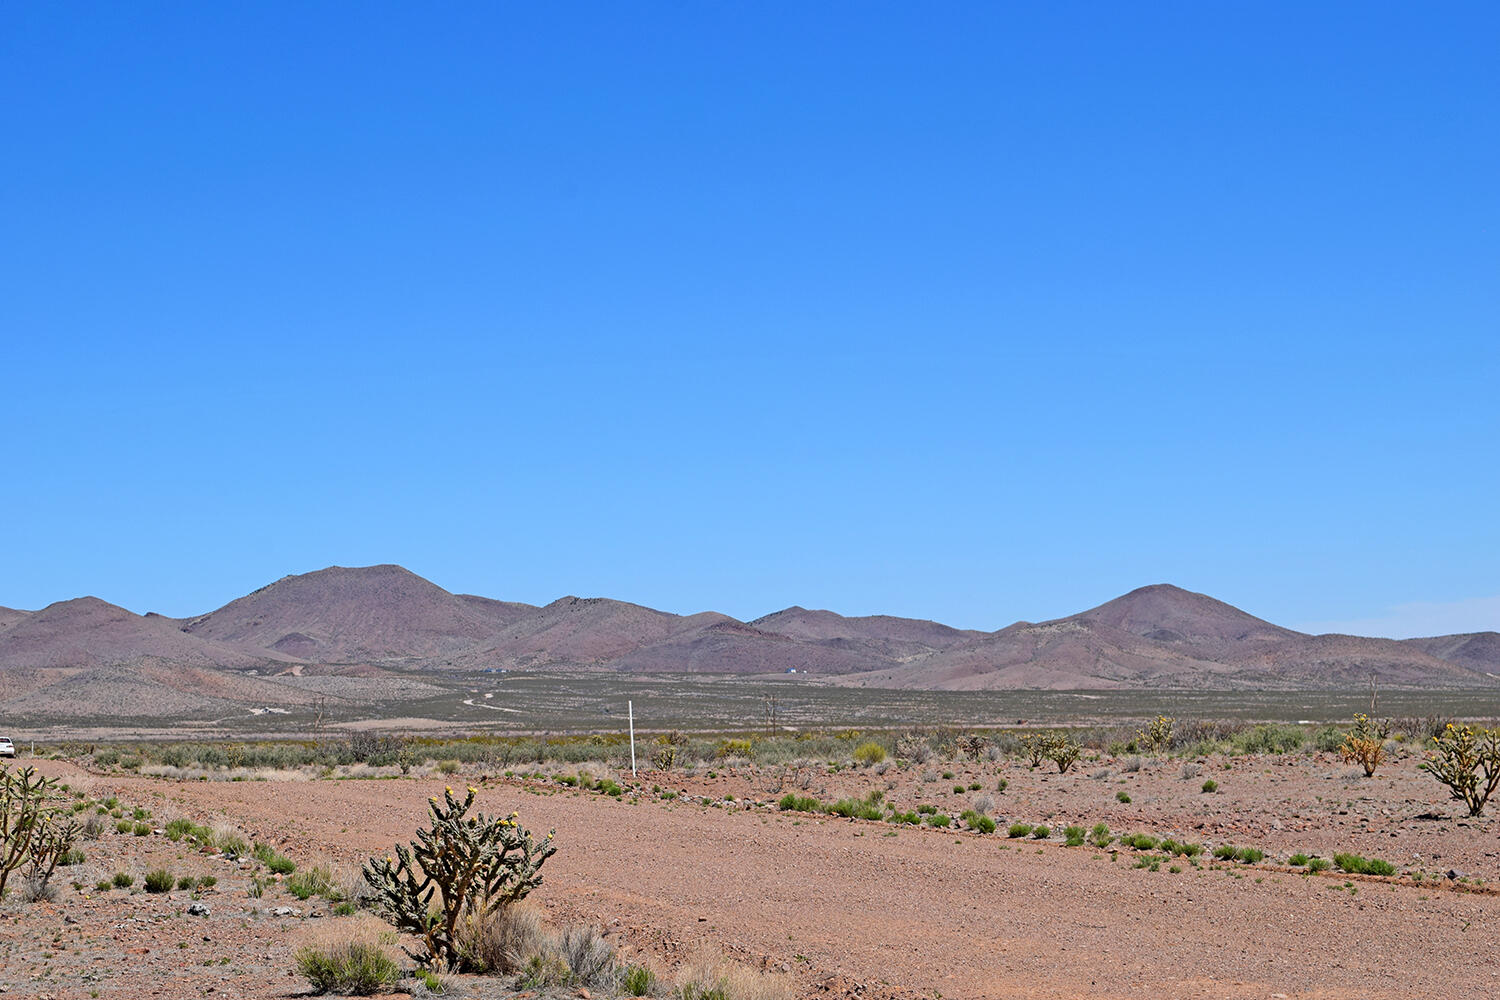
23 758 1496 1000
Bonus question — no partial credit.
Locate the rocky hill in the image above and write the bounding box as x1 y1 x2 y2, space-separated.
2 572 1496 718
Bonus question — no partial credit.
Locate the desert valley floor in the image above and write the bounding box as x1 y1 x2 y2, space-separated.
4 744 1498 1000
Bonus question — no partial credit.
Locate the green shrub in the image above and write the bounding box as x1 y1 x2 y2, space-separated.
437 759 461 775
1332 852 1396 876
95 878 113 892
1007 823 1032 839
144 869 174 893
1235 847 1264 864
254 842 297 874
825 794 883 820
853 742 887 767
1307 857 1331 872
1213 844 1237 861
889 810 920 825
960 811 996 834
1288 853 1311 867
1201 780 1218 794
620 963 657 996
916 804 938 815
112 871 133 888
214 830 248 856
177 875 198 890
165 819 195 841
287 865 336 901
295 939 400 995
132 821 152 837
1063 825 1085 847
1090 822 1113 848
1232 724 1306 755
198 875 217 889
1313 725 1345 752
924 813 952 828
1116 791 1131 804
777 794 818 812
1031 824 1050 839
716 738 754 759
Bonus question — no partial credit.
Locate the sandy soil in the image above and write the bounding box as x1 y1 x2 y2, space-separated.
4 749 1498 999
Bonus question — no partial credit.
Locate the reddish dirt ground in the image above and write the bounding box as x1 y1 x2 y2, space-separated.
5 750 1499 999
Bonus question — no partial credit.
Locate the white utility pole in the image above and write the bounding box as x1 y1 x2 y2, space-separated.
628 700 637 778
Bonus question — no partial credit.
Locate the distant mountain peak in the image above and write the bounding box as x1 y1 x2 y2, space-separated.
1072 584 1296 645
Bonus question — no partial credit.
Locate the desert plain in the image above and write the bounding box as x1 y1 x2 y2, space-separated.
3 723 1498 1000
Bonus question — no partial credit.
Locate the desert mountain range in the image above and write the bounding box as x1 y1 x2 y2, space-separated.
0 566 1496 716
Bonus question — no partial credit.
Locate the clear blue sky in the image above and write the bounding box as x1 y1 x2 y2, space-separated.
2 3 1496 637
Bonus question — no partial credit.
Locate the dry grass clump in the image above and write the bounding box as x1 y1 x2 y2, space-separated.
454 901 549 974
676 945 791 1000
453 903 627 989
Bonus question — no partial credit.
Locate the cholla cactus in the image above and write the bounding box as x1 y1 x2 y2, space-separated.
1017 733 1049 768
954 734 990 761
1044 734 1082 774
1340 713 1387 777
1135 716 1175 754
1422 724 1500 816
650 744 678 770
363 786 556 970
1 765 77 899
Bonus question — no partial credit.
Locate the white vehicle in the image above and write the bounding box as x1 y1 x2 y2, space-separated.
0 737 14 758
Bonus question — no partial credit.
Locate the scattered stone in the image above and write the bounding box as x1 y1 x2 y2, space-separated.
187 903 211 916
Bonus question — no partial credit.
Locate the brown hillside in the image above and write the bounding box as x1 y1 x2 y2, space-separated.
1075 584 1297 650
184 565 509 662
1403 632 1500 675
444 597 725 670
750 606 982 647
835 618 1239 691
610 618 877 675
0 597 280 671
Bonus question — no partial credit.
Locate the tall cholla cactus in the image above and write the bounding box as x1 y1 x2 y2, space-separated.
362 785 557 970
1 765 78 899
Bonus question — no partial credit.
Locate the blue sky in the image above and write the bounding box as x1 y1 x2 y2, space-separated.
2 3 1496 636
